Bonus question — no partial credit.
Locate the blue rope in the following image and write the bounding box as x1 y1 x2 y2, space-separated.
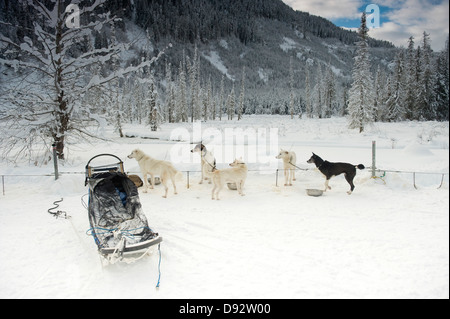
156 243 162 289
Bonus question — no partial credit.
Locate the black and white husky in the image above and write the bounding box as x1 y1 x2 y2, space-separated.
307 153 365 195
191 143 216 184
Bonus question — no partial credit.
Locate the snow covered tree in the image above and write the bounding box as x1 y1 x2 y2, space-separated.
227 84 236 120
404 36 417 120
304 66 313 118
147 82 158 131
347 12 374 132
313 64 323 118
165 61 175 123
324 64 336 118
238 66 246 120
385 50 406 121
417 32 435 120
177 60 188 122
0 0 165 160
218 75 225 121
433 40 449 121
373 66 387 121
289 57 295 119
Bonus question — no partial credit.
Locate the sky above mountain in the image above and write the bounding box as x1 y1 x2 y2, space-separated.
282 0 449 51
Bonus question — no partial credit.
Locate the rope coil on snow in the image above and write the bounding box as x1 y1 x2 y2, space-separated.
47 198 70 219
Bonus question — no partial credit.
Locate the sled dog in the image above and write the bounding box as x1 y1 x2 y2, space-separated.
307 153 365 195
276 149 297 186
211 158 248 200
191 143 216 184
127 149 181 198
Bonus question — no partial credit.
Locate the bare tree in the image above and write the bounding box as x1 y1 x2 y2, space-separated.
0 0 165 161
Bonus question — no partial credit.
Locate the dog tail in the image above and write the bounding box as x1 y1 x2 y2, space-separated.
356 164 365 170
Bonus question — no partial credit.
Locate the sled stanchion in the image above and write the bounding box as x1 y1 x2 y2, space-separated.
276 169 279 187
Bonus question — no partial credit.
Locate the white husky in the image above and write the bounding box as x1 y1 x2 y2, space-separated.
191 143 216 184
127 149 181 198
276 149 297 186
211 158 248 200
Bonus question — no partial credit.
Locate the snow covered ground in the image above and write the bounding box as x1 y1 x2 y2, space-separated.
0 116 448 299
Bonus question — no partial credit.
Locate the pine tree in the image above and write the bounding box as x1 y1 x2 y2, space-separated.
289 57 295 119
404 36 417 120
433 42 449 121
417 32 435 120
227 84 236 120
313 64 323 118
347 12 374 132
304 66 313 118
373 66 387 121
238 66 246 120
177 60 188 122
218 75 225 121
386 50 406 122
324 64 336 118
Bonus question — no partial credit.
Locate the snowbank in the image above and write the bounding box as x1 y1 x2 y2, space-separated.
0 116 448 299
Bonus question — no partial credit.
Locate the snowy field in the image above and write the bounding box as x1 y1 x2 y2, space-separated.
0 116 448 299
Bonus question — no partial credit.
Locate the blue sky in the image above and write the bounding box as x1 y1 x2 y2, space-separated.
282 0 449 51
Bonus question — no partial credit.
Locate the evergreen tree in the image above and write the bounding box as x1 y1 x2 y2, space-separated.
386 50 406 121
373 66 387 121
218 75 225 121
347 12 374 132
289 57 295 119
433 42 449 121
417 32 435 120
238 66 246 120
227 84 236 120
177 60 188 122
304 66 312 118
324 64 336 118
404 36 417 120
314 64 323 118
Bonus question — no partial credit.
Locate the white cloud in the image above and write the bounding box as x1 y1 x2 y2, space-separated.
283 0 449 51
282 0 363 19
371 0 449 50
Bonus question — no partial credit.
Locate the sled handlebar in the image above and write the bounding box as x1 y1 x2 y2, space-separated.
85 154 125 185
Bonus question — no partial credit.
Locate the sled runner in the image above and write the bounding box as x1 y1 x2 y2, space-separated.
85 154 162 264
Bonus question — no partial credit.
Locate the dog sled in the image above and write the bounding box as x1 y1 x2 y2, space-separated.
85 154 162 264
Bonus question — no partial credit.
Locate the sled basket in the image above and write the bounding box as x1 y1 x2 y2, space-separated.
85 154 162 263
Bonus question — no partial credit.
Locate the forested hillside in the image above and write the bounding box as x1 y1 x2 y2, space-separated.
0 0 448 160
